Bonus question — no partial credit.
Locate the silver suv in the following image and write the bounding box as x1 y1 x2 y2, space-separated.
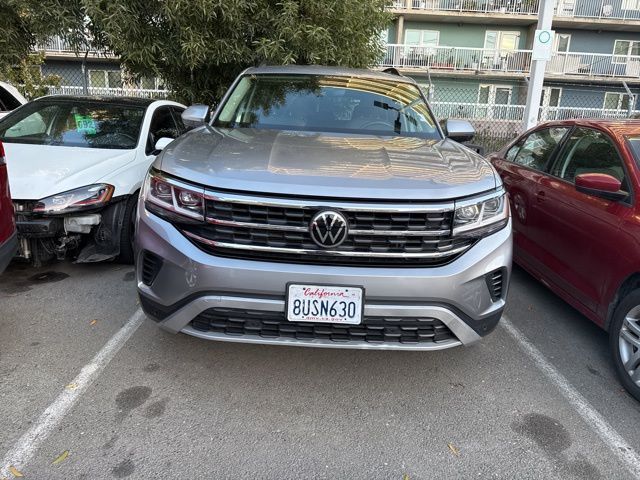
135 66 512 350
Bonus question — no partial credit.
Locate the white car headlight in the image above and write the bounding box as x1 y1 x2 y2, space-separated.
452 190 509 237
33 184 114 214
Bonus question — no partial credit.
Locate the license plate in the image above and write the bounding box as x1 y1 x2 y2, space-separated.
286 284 364 325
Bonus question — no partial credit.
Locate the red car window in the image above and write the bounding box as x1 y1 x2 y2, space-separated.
551 128 628 190
512 127 569 171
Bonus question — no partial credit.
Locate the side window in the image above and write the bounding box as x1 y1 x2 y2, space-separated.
170 107 186 135
147 106 179 154
513 127 569 171
505 141 522 162
551 127 628 191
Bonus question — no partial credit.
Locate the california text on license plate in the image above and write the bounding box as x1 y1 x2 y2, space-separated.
286 284 364 325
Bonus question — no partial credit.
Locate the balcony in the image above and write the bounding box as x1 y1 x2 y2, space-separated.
390 0 640 23
35 37 115 58
391 0 540 15
554 0 640 21
382 45 640 81
546 51 640 79
382 45 533 74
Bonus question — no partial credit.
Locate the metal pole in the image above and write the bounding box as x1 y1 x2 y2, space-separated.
522 0 554 131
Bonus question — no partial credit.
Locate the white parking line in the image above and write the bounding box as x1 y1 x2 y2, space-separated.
0 308 145 477
501 315 640 479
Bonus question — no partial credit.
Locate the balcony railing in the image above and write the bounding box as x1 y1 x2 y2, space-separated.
35 37 113 56
554 0 640 21
46 85 169 99
432 101 640 121
382 45 640 79
382 45 533 73
546 51 640 79
392 0 540 14
392 0 640 20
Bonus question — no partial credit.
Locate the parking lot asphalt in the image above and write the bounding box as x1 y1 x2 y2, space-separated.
1 261 639 479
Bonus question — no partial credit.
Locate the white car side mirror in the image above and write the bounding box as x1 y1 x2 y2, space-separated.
154 137 173 152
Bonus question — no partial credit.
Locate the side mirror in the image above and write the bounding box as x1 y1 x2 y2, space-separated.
182 104 210 128
441 119 475 142
154 137 173 152
575 173 627 201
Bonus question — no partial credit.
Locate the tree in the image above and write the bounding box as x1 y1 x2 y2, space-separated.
0 53 61 100
82 0 393 104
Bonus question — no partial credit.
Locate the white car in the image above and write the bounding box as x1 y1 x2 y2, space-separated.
0 95 186 266
0 81 27 118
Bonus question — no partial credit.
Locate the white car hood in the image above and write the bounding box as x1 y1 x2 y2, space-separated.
4 143 137 200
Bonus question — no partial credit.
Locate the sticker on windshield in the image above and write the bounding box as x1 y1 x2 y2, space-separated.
74 114 97 135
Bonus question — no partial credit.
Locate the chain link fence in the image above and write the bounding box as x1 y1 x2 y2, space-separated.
38 58 171 100
417 76 639 153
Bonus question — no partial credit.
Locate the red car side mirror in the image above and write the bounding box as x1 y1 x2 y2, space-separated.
575 173 627 201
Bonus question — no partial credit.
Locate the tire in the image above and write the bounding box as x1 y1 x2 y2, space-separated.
116 193 138 264
609 289 640 402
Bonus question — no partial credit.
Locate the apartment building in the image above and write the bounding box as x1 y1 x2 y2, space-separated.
382 0 640 125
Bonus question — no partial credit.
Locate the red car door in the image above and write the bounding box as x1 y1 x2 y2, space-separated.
491 127 570 272
528 127 630 320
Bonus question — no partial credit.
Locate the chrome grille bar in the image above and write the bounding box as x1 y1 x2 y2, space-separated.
183 231 471 259
206 216 450 237
204 190 455 213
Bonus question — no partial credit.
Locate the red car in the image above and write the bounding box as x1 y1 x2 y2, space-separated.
489 120 640 401
0 140 17 273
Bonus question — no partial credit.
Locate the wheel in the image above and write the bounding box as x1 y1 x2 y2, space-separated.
609 289 640 402
116 193 138 264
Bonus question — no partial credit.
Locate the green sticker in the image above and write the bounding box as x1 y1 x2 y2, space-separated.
74 114 97 135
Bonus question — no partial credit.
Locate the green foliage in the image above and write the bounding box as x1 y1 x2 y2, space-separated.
0 53 61 100
82 0 394 104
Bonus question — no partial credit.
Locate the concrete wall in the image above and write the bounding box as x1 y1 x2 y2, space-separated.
557 29 640 54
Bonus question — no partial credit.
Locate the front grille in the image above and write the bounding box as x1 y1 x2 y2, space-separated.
191 308 457 345
141 251 163 286
486 269 504 301
176 192 476 267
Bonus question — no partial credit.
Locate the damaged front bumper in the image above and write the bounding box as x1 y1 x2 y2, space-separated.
14 199 127 266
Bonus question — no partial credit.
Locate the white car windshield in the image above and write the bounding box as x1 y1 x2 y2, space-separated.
0 100 145 149
214 74 440 139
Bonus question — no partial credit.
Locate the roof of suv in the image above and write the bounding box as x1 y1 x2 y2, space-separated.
243 65 418 84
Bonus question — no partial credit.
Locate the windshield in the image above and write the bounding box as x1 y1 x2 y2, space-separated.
0 100 145 149
629 137 640 164
214 74 440 139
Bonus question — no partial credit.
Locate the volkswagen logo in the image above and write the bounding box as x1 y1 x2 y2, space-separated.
309 210 349 248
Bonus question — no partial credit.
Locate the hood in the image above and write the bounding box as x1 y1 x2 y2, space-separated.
4 143 136 200
159 127 497 201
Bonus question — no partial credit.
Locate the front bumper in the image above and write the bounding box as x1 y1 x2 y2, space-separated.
136 205 512 350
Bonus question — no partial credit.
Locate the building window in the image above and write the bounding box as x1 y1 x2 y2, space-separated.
405 29 439 47
604 92 633 110
88 70 122 89
554 34 571 53
541 87 562 108
484 31 520 51
139 77 165 90
613 40 640 64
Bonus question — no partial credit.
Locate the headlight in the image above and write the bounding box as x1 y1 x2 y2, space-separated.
33 184 114 214
142 168 205 221
452 191 509 237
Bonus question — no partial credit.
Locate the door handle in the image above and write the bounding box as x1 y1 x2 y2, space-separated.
536 190 546 203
